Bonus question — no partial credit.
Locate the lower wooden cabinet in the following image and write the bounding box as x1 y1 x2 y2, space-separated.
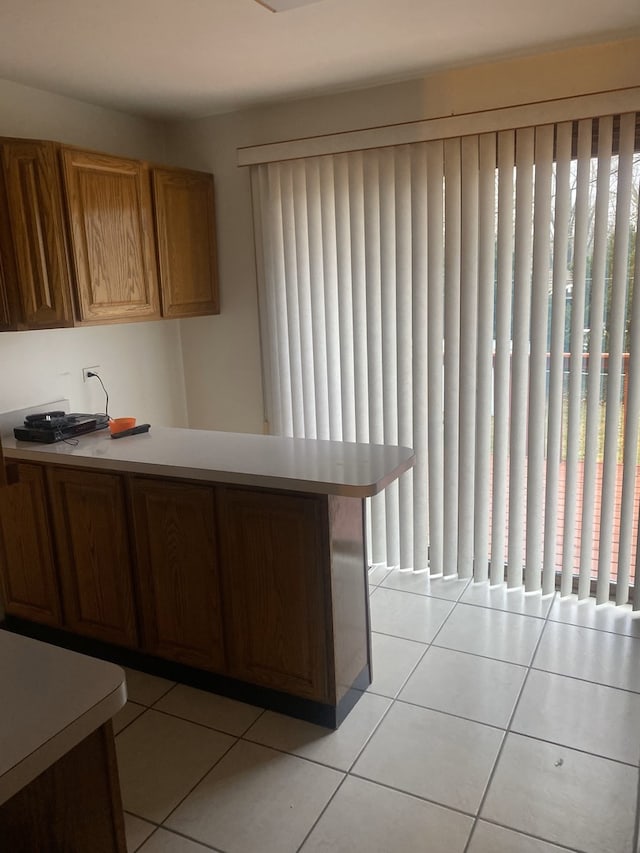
46 467 138 647
0 464 62 626
217 486 330 702
0 723 127 853
131 477 225 671
0 462 363 718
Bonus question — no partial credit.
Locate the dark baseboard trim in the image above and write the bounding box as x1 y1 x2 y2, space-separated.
1 617 370 730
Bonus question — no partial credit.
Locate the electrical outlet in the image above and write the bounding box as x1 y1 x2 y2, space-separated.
82 365 100 382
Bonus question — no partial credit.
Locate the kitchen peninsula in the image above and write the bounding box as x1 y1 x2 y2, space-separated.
0 630 127 852
0 426 414 727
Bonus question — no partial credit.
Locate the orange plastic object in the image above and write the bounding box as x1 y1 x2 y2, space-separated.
109 417 136 435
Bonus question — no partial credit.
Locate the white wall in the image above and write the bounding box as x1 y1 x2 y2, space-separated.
0 79 188 427
165 37 640 434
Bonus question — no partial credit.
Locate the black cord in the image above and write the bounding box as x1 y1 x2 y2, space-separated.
88 371 109 420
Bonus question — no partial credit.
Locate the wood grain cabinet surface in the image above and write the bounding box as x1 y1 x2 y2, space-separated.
131 477 226 671
60 147 160 324
0 464 62 626
0 238 18 332
0 161 21 331
0 137 221 331
0 723 127 853
46 467 138 647
1 140 73 329
217 486 330 702
152 167 219 319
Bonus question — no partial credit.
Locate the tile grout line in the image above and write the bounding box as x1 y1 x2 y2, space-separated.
370 627 640 697
295 581 553 852
126 809 225 853
150 732 240 840
375 579 640 639
123 585 639 852
475 816 583 853
390 695 640 769
461 590 559 853
293 582 472 851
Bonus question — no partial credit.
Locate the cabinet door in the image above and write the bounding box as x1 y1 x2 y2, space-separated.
1 140 73 329
0 159 21 331
0 240 19 331
217 487 330 701
46 467 138 647
60 148 160 323
0 464 62 626
131 478 225 671
152 167 219 318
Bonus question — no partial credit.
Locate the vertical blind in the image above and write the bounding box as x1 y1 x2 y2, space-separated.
252 111 640 605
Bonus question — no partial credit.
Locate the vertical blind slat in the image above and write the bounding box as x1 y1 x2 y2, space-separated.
473 133 497 583
348 152 370 445
252 167 277 432
579 116 613 600
458 136 480 579
306 159 330 440
363 152 387 564
525 124 554 591
395 146 415 569
334 154 356 442
410 144 429 571
318 157 342 441
292 161 316 438
543 121 572 595
491 130 515 585
508 127 535 588
410 144 431 571
426 140 445 575
561 120 592 596
444 138 462 575
380 148 400 567
272 165 296 435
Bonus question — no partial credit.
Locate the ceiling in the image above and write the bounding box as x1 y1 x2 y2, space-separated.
0 0 638 120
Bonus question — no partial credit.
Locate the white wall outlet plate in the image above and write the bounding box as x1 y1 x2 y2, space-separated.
82 366 100 382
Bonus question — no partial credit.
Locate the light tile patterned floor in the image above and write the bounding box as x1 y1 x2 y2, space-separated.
117 571 640 853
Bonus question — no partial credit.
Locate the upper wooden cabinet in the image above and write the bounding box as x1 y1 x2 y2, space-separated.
0 161 21 331
1 140 74 329
60 147 161 324
151 167 219 319
0 138 220 330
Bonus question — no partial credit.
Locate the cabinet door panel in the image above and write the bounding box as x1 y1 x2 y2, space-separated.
61 148 159 323
0 159 21 331
2 141 73 328
217 487 330 701
46 467 137 646
152 168 219 318
131 478 225 671
0 245 18 331
0 464 62 625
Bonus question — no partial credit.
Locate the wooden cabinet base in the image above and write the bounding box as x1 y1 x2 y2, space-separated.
3 616 371 729
0 722 126 853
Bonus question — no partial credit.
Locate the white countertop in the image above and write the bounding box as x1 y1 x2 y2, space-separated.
0 631 126 805
3 426 415 497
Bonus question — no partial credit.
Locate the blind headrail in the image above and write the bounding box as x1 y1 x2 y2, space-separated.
237 87 640 166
